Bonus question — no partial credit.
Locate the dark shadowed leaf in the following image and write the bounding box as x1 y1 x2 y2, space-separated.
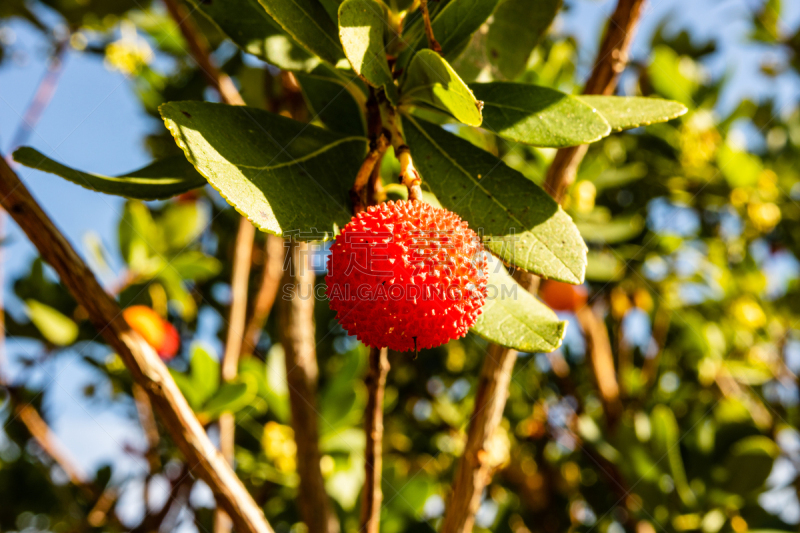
486 0 561 79
471 82 611 147
471 256 566 352
258 0 345 65
161 101 366 239
578 95 688 132
723 436 779 495
295 64 367 136
338 0 393 88
403 115 587 283
12 147 206 200
413 0 500 59
401 50 482 126
188 0 319 70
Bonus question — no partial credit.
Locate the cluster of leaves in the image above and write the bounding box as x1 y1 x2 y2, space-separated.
1 0 799 533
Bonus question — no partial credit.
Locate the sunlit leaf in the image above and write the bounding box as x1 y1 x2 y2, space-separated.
25 299 78 346
578 95 688 132
257 0 345 65
338 0 393 88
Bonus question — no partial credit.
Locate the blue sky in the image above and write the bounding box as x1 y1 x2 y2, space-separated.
2 0 800 525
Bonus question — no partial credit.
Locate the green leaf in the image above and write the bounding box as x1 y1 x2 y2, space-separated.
471 82 611 147
403 115 587 283
25 299 78 346
577 215 644 244
416 0 500 59
338 0 393 88
651 405 697 507
400 50 482 126
486 0 561 79
188 0 319 71
257 0 345 65
159 201 208 251
471 256 566 353
169 369 203 409
294 65 367 136
199 377 258 421
585 251 625 282
190 344 220 407
723 436 779 495
160 101 367 239
577 96 688 132
12 147 205 200
169 251 223 282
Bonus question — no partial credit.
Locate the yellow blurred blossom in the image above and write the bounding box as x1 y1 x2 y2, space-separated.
747 201 781 232
732 297 766 329
572 181 596 214
105 21 153 76
262 422 297 473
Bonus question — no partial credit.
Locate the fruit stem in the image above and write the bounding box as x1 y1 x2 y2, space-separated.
381 100 423 202
351 133 390 213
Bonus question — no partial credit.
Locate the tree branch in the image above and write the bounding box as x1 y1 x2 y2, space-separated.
360 346 390 533
161 0 245 106
243 234 285 354
420 0 442 54
0 154 274 533
279 240 338 533
443 3 646 527
575 306 622 424
543 0 647 202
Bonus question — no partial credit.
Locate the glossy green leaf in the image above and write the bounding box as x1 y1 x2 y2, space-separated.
338 0 393 88
401 50 482 126
294 65 367 136
471 82 611 147
403 115 587 283
651 405 697 507
723 436 779 495
160 101 367 239
578 95 688 132
25 300 78 346
486 0 561 79
188 0 319 71
471 256 566 352
257 0 345 65
12 147 205 200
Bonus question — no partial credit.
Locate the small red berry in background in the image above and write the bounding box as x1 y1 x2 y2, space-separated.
122 305 180 360
539 279 588 312
326 200 488 352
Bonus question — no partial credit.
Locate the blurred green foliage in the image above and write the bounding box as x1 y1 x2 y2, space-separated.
2 1 800 533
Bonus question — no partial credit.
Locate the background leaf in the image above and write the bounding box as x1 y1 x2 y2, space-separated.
24 299 78 347
471 256 566 352
403 115 587 283
189 0 319 71
401 50 482 126
578 95 688 132
13 147 206 200
295 64 367 136
161 101 367 239
471 82 611 147
486 0 561 79
338 0 393 88
258 0 345 65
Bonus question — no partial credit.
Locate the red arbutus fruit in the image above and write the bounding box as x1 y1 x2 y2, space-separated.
122 305 180 360
325 200 488 352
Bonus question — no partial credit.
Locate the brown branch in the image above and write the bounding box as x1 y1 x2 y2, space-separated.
575 306 622 424
543 0 647 202
420 0 442 54
279 241 338 533
216 216 256 533
243 234 285 354
360 346 390 533
0 155 274 533
14 398 88 486
132 383 162 475
161 0 245 106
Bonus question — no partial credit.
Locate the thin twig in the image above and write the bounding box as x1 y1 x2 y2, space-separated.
419 0 442 54
161 0 245 106
0 155 274 533
360 347 390 533
279 241 338 533
543 0 647 202
575 306 622 424
243 234 285 354
216 216 256 533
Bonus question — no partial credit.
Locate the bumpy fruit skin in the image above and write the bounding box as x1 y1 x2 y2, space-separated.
123 305 180 360
326 200 488 351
